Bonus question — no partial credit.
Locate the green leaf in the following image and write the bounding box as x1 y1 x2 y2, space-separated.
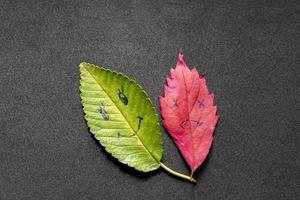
79 62 163 172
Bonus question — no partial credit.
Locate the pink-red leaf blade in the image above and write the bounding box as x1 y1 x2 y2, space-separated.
160 52 219 174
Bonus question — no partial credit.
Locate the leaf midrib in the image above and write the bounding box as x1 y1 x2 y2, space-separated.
181 69 196 169
82 65 159 164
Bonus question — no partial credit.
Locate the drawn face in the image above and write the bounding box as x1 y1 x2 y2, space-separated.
118 86 128 105
99 104 109 121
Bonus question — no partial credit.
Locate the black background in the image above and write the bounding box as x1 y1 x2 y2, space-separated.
1 0 299 199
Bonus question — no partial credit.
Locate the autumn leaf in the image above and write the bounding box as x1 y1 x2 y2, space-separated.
159 52 219 176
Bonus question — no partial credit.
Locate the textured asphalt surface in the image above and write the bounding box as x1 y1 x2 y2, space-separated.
0 0 299 199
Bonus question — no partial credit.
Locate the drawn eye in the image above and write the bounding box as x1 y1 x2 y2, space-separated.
197 99 205 108
172 99 179 107
99 104 109 121
117 86 128 105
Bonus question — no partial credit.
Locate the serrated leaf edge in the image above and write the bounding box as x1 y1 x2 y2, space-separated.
79 62 163 171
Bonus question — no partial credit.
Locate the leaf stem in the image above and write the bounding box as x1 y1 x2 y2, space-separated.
160 162 197 183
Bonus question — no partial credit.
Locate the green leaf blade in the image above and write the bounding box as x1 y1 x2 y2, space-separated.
79 62 163 172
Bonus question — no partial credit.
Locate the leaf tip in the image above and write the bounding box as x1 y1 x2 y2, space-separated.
177 50 187 68
79 62 86 67
79 62 89 71
178 50 184 61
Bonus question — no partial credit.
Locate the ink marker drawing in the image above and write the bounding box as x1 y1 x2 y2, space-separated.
137 116 143 131
99 103 109 121
118 86 128 105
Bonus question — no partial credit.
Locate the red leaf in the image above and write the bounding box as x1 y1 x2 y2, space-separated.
159 52 219 175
